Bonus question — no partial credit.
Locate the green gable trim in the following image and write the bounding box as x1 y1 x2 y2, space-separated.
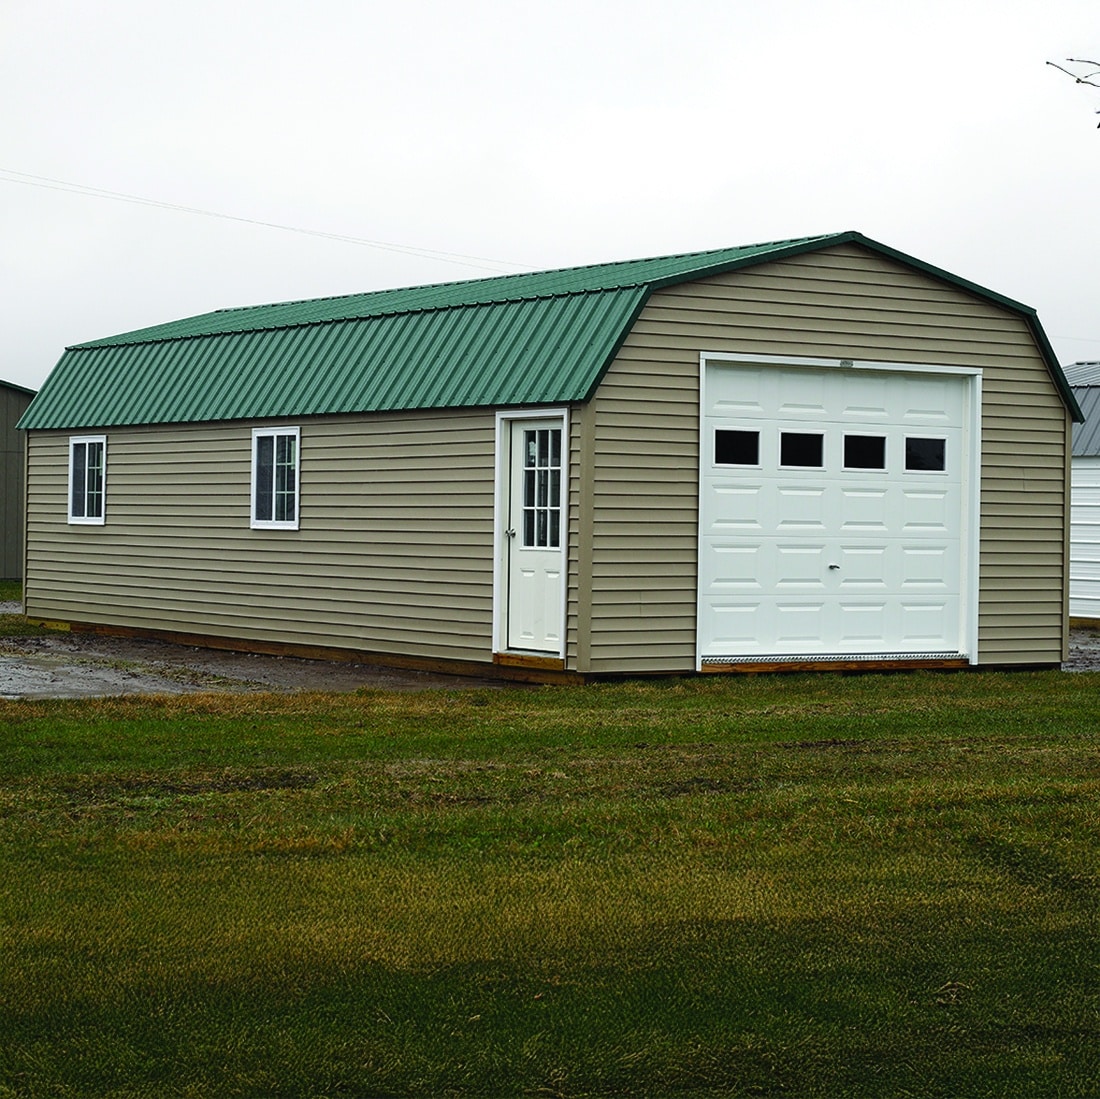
18 231 1081 430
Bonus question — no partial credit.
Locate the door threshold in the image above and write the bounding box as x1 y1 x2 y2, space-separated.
494 651 565 671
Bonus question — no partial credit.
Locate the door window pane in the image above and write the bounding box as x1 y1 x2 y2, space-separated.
715 429 759 466
780 432 824 468
844 434 886 470
521 426 562 549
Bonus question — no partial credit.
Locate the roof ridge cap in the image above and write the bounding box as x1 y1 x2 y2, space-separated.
69 233 850 351
69 282 651 351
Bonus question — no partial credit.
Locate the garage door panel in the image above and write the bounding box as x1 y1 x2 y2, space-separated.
840 488 890 531
778 370 828 415
901 376 956 422
900 599 957 641
842 374 890 419
708 602 764 648
776 487 826 529
902 489 953 532
775 602 826 643
700 361 973 662
708 482 763 531
901 546 955 587
705 543 764 589
710 364 767 412
837 544 889 586
837 601 888 643
775 543 828 587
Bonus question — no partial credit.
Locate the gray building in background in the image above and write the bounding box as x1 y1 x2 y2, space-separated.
1 380 36 581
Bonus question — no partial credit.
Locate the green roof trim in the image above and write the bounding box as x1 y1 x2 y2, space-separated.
18 231 1082 429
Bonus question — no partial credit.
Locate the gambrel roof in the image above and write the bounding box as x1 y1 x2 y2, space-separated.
19 231 1081 430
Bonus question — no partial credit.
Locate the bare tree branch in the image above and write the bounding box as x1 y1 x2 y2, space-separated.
1048 58 1100 126
1048 58 1100 89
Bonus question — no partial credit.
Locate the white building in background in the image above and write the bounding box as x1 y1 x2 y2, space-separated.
1067 362 1100 622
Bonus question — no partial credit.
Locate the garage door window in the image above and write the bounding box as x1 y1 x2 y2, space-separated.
905 437 946 472
715 429 759 466
843 434 887 470
715 428 948 474
779 432 824 468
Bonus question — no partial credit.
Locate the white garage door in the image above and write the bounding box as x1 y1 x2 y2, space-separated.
698 359 976 663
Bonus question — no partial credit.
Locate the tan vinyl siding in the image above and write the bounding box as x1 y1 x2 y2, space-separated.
24 409 498 663
581 242 1068 673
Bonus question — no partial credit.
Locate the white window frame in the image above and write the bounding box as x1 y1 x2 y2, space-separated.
68 435 107 525
250 426 301 530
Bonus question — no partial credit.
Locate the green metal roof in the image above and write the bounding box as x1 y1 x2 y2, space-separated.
18 231 1082 429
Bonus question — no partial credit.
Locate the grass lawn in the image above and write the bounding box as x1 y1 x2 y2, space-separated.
0 662 1098 1097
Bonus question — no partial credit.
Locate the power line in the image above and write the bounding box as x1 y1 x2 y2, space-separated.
0 167 531 274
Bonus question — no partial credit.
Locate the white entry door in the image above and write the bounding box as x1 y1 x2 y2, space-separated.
505 418 565 653
698 360 977 663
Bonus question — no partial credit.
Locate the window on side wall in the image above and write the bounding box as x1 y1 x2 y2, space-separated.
68 435 106 524
251 427 300 530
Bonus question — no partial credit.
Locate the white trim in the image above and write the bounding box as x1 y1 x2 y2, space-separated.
963 372 982 663
250 425 301 531
701 351 983 379
67 434 106 525
696 362 709 672
696 354 982 670
492 407 569 659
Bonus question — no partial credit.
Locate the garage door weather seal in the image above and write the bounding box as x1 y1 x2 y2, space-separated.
701 651 965 665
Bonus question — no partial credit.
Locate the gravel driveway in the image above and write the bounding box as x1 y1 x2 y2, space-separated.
2 603 1099 700
0 603 505 699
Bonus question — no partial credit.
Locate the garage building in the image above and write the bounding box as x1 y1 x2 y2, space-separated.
17 231 1081 679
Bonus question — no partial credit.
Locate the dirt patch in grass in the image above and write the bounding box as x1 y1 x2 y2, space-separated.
0 627 507 699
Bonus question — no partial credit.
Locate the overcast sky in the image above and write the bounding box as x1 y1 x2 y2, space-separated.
3 0 1098 392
